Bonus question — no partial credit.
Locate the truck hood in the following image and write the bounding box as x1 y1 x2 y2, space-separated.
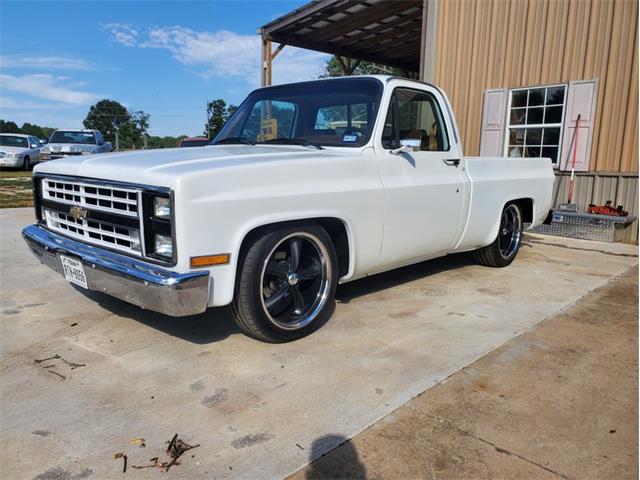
33 144 354 188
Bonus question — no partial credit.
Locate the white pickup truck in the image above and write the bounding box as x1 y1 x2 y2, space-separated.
23 76 554 342
40 129 112 160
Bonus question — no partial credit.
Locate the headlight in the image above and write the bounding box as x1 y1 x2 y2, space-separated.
153 196 171 219
42 146 50 153
154 234 173 257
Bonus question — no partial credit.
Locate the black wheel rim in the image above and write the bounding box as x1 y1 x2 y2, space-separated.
260 232 331 330
498 204 522 259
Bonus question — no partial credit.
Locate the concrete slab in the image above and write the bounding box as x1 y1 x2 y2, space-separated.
290 266 638 479
1 208 637 479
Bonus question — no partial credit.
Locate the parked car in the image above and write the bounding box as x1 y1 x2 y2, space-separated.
23 76 554 342
40 129 112 160
180 137 210 147
0 133 41 170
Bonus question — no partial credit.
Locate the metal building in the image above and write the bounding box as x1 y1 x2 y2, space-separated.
260 0 639 243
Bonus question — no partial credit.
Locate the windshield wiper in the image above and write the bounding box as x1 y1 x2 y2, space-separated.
258 137 324 150
212 137 255 145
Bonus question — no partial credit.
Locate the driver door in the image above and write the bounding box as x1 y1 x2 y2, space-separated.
376 86 467 268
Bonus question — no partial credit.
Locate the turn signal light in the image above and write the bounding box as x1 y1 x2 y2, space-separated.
190 254 230 268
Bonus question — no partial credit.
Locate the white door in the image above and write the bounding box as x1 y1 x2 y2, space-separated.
376 86 467 268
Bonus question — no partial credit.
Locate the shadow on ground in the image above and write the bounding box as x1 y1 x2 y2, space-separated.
305 435 367 480
336 252 473 303
77 252 475 344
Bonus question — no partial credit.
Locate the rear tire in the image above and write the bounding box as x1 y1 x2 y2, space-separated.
473 203 523 267
230 225 338 342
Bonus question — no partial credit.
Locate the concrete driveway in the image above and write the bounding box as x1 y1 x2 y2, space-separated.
1 207 637 479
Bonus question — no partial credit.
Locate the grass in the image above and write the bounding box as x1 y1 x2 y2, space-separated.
0 170 32 178
0 170 33 208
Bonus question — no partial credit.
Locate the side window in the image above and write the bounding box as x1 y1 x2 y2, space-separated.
382 88 450 151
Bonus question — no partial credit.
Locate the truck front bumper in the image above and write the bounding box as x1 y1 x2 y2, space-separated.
22 224 210 317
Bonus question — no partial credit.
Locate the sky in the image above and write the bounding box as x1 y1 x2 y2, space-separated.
0 0 330 136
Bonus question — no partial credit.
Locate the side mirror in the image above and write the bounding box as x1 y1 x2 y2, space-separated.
30 144 39 149
390 138 420 155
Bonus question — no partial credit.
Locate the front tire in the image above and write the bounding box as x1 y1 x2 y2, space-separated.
230 225 338 342
473 203 523 267
22 156 30 171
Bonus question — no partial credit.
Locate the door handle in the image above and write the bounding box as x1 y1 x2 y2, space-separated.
443 158 460 167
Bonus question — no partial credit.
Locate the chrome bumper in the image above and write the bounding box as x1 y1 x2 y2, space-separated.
22 224 210 317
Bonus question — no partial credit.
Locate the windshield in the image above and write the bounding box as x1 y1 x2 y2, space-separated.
213 77 383 148
50 131 96 145
0 135 28 148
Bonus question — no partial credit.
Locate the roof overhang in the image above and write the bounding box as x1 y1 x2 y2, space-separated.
260 0 426 72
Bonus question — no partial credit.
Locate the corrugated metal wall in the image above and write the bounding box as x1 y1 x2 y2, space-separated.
552 172 638 243
433 0 638 173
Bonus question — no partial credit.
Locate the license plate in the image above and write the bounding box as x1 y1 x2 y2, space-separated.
60 255 88 289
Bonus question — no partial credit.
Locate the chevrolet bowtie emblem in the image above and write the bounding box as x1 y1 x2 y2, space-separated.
69 206 88 221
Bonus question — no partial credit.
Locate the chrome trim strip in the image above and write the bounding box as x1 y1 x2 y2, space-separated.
33 173 171 195
22 224 209 317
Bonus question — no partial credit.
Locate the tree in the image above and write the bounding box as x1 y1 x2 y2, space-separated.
83 99 150 150
146 135 186 149
204 100 238 138
320 56 407 78
0 120 20 133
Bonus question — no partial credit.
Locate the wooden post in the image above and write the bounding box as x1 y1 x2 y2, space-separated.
261 37 286 87
261 38 272 87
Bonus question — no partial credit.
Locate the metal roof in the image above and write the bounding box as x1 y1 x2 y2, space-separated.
260 0 424 71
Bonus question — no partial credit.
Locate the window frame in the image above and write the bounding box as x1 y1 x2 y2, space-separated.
381 86 451 152
503 83 568 166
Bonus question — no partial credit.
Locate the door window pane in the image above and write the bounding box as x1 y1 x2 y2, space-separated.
527 107 543 124
543 128 560 145
525 128 542 146
545 106 563 124
528 88 545 106
391 88 450 151
509 129 525 145
524 146 540 157
546 87 565 105
511 90 527 108
510 108 526 125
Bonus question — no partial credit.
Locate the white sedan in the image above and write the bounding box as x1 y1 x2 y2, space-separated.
0 133 41 170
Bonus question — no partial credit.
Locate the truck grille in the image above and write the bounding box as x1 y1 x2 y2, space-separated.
39 176 144 258
44 209 142 255
42 178 139 217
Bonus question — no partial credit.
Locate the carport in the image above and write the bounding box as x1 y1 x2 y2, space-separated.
259 0 435 85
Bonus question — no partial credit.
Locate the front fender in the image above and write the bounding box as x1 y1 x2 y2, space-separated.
199 212 357 307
